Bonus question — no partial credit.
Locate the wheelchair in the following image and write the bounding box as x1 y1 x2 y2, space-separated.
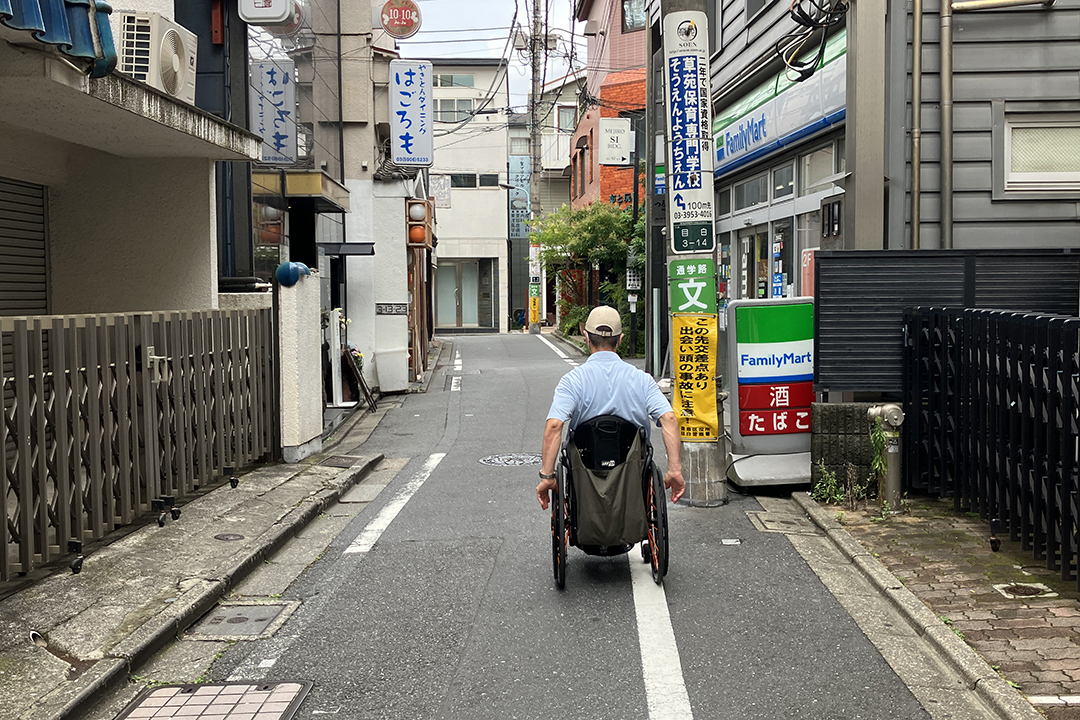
550 414 670 588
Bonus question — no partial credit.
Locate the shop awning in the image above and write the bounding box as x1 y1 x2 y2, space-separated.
252 170 350 213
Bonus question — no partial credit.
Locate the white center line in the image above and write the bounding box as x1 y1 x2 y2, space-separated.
343 453 446 554
629 547 694 720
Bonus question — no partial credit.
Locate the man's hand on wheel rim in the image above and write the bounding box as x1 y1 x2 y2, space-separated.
537 477 556 510
665 470 685 504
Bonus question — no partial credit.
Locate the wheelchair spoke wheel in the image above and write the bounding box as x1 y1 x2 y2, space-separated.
552 468 568 589
647 466 668 584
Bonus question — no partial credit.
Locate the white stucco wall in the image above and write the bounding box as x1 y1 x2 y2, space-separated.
49 153 217 313
343 177 377 388
278 273 323 462
370 183 410 393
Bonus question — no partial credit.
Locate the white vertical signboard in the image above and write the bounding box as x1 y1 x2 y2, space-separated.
663 11 715 254
598 117 632 165
250 60 297 164
390 60 434 166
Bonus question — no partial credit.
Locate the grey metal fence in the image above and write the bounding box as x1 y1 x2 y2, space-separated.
2 309 275 581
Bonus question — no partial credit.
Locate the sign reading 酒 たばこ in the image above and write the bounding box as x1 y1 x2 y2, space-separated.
727 299 814 454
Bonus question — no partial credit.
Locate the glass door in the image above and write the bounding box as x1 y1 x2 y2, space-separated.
435 260 481 327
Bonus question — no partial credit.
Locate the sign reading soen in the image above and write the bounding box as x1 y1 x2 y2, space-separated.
726 298 815 456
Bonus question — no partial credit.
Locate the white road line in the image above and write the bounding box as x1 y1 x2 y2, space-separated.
629 547 694 720
537 334 568 359
450 376 462 392
343 453 446 554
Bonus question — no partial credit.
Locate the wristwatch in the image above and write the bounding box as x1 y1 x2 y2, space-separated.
539 471 556 480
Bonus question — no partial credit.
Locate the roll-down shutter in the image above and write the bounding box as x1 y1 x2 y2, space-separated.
0 177 48 315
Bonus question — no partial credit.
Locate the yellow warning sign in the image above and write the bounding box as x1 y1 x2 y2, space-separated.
672 313 718 442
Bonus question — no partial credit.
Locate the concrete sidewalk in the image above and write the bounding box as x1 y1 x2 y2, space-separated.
0 443 385 720
0 342 449 720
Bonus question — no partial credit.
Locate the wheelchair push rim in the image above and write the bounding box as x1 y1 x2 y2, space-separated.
551 466 568 589
644 465 668 584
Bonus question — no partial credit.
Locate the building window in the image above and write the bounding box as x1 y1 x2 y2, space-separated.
451 174 477 188
798 144 836 195
718 186 731 216
622 0 646 32
558 106 577 131
588 130 594 182
510 137 530 155
479 174 499 187
1005 117 1080 191
746 0 771 20
734 174 769 211
436 98 473 122
773 163 794 199
435 74 474 88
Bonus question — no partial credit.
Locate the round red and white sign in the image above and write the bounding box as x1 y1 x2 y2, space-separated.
381 0 422 40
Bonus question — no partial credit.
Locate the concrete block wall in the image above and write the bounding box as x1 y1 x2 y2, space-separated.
810 402 875 488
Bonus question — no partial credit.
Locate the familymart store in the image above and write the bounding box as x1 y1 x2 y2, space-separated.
713 31 847 303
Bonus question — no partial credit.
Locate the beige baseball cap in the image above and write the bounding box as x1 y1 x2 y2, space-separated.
585 305 622 337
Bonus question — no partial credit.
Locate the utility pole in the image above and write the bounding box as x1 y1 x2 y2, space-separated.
527 0 544 335
660 0 727 506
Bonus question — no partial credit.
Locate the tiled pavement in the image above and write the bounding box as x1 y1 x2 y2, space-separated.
838 496 1080 719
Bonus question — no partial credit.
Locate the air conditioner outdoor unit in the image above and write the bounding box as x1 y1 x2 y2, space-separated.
118 12 198 105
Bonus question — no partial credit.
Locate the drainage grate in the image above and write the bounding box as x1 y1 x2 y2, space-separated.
479 453 542 466
186 602 299 641
115 681 311 720
745 511 819 536
320 455 361 468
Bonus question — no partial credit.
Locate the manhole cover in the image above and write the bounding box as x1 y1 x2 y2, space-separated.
479 453 542 466
320 455 360 468
115 681 311 720
187 601 299 641
214 533 245 542
993 582 1058 599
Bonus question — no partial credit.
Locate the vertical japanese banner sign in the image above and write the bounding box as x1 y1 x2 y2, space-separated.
663 11 715 254
529 243 541 325
250 60 297 164
735 302 814 437
390 60 433 166
670 258 718 441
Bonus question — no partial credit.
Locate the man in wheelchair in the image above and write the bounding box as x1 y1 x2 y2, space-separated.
536 306 685 585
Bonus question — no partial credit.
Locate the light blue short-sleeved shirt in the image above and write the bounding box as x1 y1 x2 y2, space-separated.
547 351 673 431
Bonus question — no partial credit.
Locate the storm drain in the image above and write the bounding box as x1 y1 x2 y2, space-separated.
479 453 542 466
320 455 361 468
186 601 299 641
746 511 819 536
115 681 311 720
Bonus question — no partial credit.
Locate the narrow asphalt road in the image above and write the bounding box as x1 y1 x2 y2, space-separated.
205 333 931 720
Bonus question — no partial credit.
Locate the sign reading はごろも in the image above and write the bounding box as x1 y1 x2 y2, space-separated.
389 60 433 166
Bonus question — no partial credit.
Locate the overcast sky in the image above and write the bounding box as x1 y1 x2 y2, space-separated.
391 0 586 112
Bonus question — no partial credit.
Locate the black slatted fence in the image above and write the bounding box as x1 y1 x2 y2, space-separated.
903 307 1080 585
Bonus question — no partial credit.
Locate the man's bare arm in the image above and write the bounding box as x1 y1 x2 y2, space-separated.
536 418 564 510
658 411 686 503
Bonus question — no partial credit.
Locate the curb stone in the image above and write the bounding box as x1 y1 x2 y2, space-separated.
25 455 383 720
792 492 1044 720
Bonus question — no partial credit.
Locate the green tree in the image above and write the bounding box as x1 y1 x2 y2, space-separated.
530 201 645 347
